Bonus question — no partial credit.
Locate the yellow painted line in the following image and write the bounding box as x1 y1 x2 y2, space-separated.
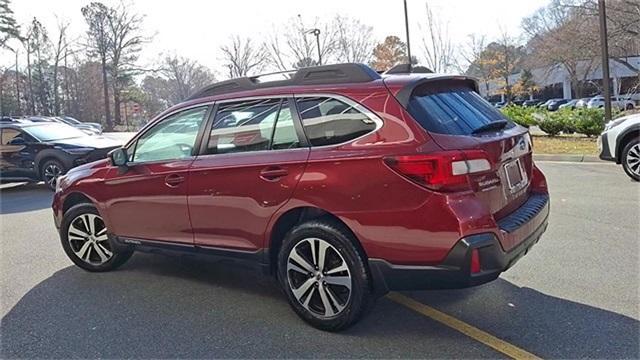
387 292 541 360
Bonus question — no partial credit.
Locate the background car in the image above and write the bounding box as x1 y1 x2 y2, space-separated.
599 113 640 181
575 97 592 108
547 99 570 111
522 99 542 107
587 96 636 110
0 122 121 190
53 116 102 135
60 116 103 133
558 99 579 109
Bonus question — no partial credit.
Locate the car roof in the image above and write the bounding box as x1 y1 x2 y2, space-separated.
159 63 478 121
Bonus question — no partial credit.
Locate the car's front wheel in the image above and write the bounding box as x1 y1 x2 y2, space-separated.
60 203 133 272
622 138 640 181
40 159 66 191
277 218 372 331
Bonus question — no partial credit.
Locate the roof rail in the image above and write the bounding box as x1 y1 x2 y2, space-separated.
187 63 381 101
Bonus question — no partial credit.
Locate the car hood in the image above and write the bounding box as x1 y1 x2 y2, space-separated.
49 136 122 149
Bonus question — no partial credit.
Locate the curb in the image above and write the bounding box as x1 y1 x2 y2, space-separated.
533 154 605 163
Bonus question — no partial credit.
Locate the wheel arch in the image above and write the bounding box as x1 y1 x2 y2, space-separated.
616 125 640 163
34 150 72 178
62 191 95 215
267 206 369 275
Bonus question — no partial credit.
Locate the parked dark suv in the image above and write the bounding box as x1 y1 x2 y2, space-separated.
52 63 550 331
0 122 120 190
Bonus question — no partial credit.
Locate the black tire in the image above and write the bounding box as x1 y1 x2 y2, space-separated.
621 137 640 181
277 218 373 331
60 203 133 272
626 103 634 110
40 158 66 191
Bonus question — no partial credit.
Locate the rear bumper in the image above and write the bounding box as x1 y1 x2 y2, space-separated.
369 194 549 293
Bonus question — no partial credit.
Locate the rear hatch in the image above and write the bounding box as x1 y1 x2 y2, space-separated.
397 79 533 221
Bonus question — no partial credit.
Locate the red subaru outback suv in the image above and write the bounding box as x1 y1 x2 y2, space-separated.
52 63 549 331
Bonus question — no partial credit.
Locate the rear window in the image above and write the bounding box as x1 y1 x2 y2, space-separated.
407 87 511 135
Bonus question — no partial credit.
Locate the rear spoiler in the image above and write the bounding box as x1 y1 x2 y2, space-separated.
393 76 480 108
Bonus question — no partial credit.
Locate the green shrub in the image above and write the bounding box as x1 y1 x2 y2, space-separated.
574 108 606 137
554 108 577 134
538 117 564 136
500 105 538 127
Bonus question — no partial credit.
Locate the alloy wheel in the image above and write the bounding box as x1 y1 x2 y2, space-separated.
626 144 640 177
287 238 352 318
67 213 113 265
43 163 62 187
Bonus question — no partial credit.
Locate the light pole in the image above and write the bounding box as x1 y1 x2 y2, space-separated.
598 0 612 121
404 0 412 70
306 28 322 65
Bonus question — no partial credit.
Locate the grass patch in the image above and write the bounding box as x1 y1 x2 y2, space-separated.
533 135 597 155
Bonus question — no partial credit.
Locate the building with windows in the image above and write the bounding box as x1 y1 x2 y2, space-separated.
481 56 640 101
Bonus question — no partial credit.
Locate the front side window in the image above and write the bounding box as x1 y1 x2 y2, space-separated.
132 106 208 163
1 129 23 145
295 97 376 146
206 98 300 154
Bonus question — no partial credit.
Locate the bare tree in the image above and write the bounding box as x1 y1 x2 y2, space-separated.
522 0 599 98
162 55 215 101
265 15 336 71
220 36 268 78
26 18 51 115
461 34 491 95
106 2 146 126
420 3 455 73
82 2 112 128
333 15 374 63
51 20 71 115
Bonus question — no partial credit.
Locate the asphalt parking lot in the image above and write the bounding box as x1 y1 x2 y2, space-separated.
1 161 638 359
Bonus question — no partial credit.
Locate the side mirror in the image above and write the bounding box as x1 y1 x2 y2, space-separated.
9 137 26 146
108 147 128 167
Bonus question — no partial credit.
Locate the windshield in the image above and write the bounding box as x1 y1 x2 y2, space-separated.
23 123 88 141
407 86 511 135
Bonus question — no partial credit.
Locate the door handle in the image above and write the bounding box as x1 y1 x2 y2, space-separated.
165 174 185 187
260 167 288 181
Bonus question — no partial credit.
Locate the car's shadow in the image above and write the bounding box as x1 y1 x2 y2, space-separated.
1 253 638 358
0 182 52 214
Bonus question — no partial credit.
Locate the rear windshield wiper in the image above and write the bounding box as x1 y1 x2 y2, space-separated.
471 120 508 134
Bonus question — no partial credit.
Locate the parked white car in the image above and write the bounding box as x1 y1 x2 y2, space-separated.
588 96 636 110
598 113 640 181
575 97 592 108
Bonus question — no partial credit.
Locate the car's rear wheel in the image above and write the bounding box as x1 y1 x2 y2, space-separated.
60 203 133 272
277 218 372 331
622 138 640 181
626 103 634 110
40 159 66 191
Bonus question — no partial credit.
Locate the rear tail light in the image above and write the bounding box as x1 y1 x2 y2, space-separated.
384 150 491 192
470 248 481 274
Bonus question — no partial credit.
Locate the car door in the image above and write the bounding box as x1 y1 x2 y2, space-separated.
188 97 309 251
0 128 38 179
101 105 211 244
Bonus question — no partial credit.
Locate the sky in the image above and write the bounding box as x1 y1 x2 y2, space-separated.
1 0 549 74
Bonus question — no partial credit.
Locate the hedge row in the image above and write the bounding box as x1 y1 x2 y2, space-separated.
499 106 615 137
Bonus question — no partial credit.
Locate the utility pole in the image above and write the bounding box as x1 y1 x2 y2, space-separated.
598 0 612 121
404 0 412 71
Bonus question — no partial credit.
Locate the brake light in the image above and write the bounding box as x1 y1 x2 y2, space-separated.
470 248 481 274
384 150 491 192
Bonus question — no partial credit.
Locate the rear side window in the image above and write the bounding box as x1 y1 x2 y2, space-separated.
206 98 300 154
296 97 376 146
407 87 510 135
